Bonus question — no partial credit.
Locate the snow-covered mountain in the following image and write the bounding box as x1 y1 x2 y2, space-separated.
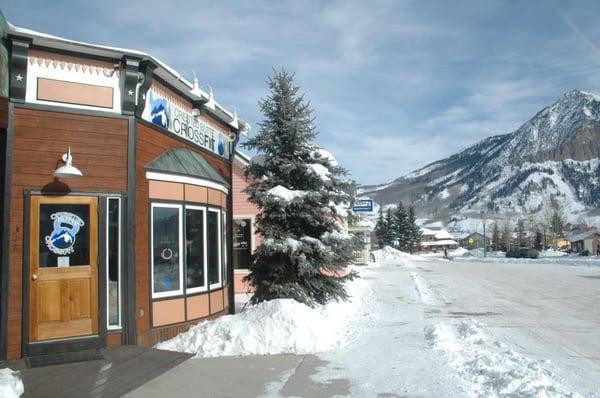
360 90 600 226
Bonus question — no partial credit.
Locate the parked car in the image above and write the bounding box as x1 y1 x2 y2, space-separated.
505 247 539 259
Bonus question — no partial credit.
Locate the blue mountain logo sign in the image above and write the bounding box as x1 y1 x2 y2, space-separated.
150 92 170 129
45 212 85 255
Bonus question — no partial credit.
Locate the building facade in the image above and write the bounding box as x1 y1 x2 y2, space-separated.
0 21 248 360
231 152 260 294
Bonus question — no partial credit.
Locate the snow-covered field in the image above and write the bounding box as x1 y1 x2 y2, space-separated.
155 248 600 397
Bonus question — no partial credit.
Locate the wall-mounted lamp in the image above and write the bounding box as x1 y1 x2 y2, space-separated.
188 71 203 97
54 147 83 178
226 106 239 130
227 132 238 143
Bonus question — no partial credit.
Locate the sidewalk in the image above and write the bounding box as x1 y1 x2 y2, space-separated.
15 346 192 398
124 353 350 398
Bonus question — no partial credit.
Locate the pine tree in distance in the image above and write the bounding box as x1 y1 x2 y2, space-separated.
242 69 357 307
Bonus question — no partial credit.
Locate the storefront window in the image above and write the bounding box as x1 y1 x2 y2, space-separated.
107 197 121 329
186 207 206 292
39 203 90 267
151 204 183 297
207 209 221 287
233 218 252 269
151 202 227 297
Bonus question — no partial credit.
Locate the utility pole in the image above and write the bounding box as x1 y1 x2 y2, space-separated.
483 221 487 258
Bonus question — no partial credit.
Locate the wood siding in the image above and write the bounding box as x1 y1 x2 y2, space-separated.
232 163 260 216
0 97 8 129
7 107 128 359
135 122 231 339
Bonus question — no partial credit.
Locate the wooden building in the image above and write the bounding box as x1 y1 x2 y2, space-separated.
0 21 248 361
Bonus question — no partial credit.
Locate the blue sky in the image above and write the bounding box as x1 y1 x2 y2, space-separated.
4 0 600 185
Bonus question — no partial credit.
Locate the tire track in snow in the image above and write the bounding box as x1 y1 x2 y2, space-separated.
409 272 436 305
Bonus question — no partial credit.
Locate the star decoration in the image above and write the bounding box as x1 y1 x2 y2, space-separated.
128 89 134 96
15 74 24 82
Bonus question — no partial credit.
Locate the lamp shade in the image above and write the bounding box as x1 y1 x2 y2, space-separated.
54 147 83 178
54 164 83 178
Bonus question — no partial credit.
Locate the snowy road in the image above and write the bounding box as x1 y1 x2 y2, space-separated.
419 258 600 396
314 257 600 397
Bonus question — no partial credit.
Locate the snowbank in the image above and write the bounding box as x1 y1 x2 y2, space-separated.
426 321 579 397
370 246 425 266
0 369 23 398
540 248 568 258
420 247 469 259
156 272 366 358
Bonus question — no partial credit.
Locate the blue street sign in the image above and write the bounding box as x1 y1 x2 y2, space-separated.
353 199 373 212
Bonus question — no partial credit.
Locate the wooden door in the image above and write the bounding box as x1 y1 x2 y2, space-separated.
29 196 98 342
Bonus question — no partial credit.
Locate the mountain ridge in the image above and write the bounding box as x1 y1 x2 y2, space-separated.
360 90 600 227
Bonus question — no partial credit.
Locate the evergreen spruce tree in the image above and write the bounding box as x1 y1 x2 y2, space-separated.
392 202 409 251
534 229 543 250
385 208 397 247
491 223 500 251
243 69 356 307
407 205 422 253
517 220 526 247
374 209 388 249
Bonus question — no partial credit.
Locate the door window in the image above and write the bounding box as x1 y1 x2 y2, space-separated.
39 203 90 267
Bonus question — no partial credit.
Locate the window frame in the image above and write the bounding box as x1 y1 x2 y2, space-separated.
222 210 227 285
150 203 184 299
106 196 122 330
207 207 222 290
185 205 208 294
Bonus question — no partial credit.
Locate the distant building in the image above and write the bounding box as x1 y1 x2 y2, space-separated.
567 230 600 255
348 218 374 264
456 232 490 250
419 228 458 252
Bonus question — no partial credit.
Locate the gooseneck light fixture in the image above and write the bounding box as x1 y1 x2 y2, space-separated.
188 71 203 97
54 147 83 178
200 84 216 111
226 105 239 130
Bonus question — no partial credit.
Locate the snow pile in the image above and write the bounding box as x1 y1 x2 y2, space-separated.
410 272 436 305
540 248 568 258
421 247 469 259
0 369 24 398
426 321 581 397
449 247 469 257
156 273 366 358
370 246 425 266
266 185 306 202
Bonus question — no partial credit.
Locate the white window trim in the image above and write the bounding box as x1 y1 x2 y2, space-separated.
151 203 184 299
185 205 209 294
146 171 229 194
208 208 222 290
107 197 122 330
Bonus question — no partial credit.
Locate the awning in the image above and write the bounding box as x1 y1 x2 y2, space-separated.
145 148 229 187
